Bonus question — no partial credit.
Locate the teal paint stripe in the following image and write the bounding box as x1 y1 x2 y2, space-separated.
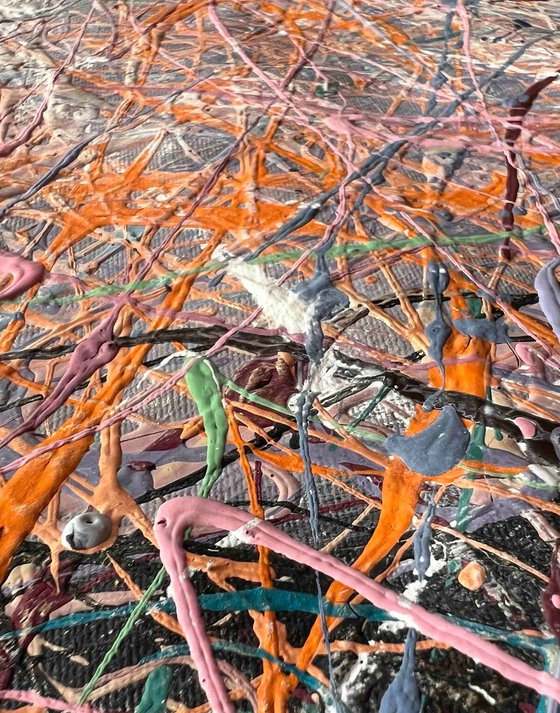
138 641 335 708
2 586 552 654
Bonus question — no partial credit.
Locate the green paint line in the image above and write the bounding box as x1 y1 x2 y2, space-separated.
347 382 391 432
223 376 293 417
458 464 559 491
8 584 550 657
80 358 229 703
138 641 337 709
456 423 485 532
79 566 167 704
14 224 547 309
0 587 390 644
223 375 383 443
135 666 172 713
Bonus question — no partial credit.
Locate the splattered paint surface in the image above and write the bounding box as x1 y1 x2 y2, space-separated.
1 0 560 711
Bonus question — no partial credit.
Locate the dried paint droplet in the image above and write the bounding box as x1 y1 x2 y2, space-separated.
513 417 537 439
61 511 112 550
458 562 486 591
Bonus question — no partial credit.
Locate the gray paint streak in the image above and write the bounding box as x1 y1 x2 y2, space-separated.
413 498 435 581
454 317 509 343
425 261 450 376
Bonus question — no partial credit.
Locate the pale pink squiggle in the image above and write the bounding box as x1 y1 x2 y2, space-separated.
155 497 560 706
0 689 102 713
455 0 560 255
0 360 191 477
207 0 376 187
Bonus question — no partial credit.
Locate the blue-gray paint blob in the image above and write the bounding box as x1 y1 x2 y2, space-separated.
385 405 470 475
379 629 420 713
117 465 154 499
453 316 509 343
425 320 451 370
421 388 443 413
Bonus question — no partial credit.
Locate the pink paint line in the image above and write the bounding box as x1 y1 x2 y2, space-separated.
0 689 103 713
155 497 560 710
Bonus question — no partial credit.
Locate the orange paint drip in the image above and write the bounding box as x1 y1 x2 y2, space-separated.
227 406 284 713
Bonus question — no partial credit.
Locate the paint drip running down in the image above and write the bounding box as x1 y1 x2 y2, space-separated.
1 1 560 713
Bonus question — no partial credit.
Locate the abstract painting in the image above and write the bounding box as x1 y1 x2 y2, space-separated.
1 1 560 712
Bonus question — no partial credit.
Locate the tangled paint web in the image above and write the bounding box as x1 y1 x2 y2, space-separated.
2 0 560 711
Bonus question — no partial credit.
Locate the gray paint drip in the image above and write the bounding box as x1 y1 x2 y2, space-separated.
385 405 470 475
550 428 560 464
413 498 435 581
291 251 350 713
425 261 450 379
453 316 509 343
535 256 560 341
294 392 323 553
296 250 349 712
378 629 420 713
295 391 346 713
293 251 349 364
379 488 433 709
61 511 112 550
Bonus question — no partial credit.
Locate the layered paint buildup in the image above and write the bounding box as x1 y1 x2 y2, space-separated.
1 2 560 713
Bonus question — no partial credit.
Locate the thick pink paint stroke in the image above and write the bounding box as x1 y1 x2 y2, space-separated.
0 251 45 300
154 504 236 713
155 497 560 708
